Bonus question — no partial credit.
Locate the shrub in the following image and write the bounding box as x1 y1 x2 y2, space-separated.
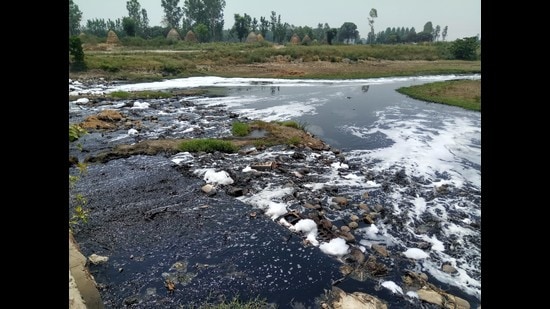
232 122 250 136
179 138 238 153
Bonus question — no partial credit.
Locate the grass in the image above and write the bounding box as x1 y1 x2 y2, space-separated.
70 42 480 82
109 90 173 99
231 122 250 137
179 138 239 153
396 79 481 111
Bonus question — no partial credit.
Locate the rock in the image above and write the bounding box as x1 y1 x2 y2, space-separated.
330 286 388 309
332 196 348 207
350 214 360 221
441 264 458 274
348 221 359 229
371 244 389 257
201 184 216 195
416 287 470 309
88 254 109 265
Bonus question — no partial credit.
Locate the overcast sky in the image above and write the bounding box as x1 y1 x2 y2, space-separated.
74 0 480 41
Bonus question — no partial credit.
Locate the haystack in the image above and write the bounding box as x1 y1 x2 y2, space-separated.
184 30 198 42
256 33 264 42
302 35 312 45
246 32 258 43
166 28 181 41
106 30 120 44
290 34 301 44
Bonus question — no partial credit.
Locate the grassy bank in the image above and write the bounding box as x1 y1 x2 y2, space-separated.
396 79 481 111
70 42 480 82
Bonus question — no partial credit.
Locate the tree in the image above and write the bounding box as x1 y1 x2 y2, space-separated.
326 28 338 45
161 0 183 29
450 36 479 60
433 25 441 42
338 22 359 44
126 0 141 24
232 13 250 42
442 26 448 41
368 8 377 44
69 36 86 71
259 17 270 39
193 23 209 42
69 0 83 36
85 18 108 37
122 17 137 36
183 0 226 42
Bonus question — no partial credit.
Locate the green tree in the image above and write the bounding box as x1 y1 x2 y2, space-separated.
442 26 448 41
259 16 270 39
69 0 83 36
69 36 86 71
338 22 359 44
122 17 137 36
161 0 183 29
326 28 337 45
193 23 209 42
85 18 108 37
368 8 377 44
450 36 479 60
232 13 251 42
183 0 226 42
433 25 441 41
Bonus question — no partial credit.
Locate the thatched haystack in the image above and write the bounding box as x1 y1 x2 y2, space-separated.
106 30 120 44
246 32 258 43
290 34 301 44
184 30 198 42
256 33 265 42
302 35 312 45
166 28 181 41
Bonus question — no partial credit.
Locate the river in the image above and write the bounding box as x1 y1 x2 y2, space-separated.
69 74 481 308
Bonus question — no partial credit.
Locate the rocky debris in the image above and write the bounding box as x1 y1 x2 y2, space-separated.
402 271 470 309
88 254 109 265
371 244 389 257
329 286 388 309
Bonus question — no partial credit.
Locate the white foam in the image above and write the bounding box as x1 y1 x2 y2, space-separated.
403 248 429 259
194 168 234 185
381 281 403 294
319 238 349 256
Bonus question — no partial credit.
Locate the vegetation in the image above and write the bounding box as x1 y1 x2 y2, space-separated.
450 36 480 60
179 138 238 153
69 36 87 71
396 79 481 111
231 122 250 137
69 124 90 230
109 90 172 99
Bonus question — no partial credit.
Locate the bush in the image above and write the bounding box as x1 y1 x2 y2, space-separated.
179 139 238 153
450 36 479 60
232 122 250 136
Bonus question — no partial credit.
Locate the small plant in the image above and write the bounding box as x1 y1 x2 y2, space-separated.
232 121 250 136
287 136 301 146
69 123 87 142
69 162 89 230
109 90 132 99
179 138 238 153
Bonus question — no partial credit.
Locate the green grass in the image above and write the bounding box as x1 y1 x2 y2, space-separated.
396 79 481 111
231 122 250 137
179 138 238 153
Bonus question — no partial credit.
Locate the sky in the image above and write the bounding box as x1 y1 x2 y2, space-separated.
74 0 481 41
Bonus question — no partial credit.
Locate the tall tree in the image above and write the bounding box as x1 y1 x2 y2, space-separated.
433 25 441 41
232 13 251 42
442 26 448 41
161 0 183 29
338 22 359 44
126 0 141 23
259 17 270 39
183 0 226 42
368 8 377 44
122 17 137 36
326 28 337 45
69 0 83 36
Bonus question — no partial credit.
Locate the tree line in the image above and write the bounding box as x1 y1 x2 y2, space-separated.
69 0 455 45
